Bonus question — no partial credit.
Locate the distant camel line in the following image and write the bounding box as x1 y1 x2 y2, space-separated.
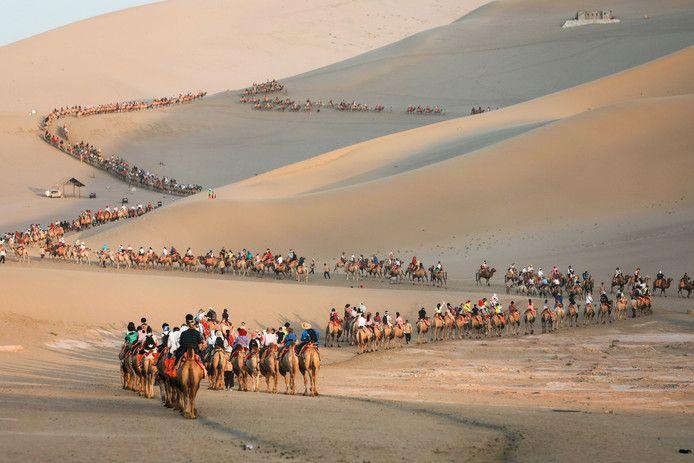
39 92 206 196
239 79 444 114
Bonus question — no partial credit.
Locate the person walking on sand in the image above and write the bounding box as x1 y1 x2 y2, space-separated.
323 263 331 279
403 320 412 344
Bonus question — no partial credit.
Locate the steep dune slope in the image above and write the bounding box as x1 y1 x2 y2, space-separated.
0 0 488 112
59 0 694 189
83 47 694 276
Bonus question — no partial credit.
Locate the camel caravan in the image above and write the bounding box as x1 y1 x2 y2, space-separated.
120 309 321 419
333 253 448 287
323 286 655 355
1 204 156 264
95 246 313 280
238 79 451 115
40 92 206 196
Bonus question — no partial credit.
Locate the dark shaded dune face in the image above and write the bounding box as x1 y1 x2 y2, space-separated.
62 0 694 191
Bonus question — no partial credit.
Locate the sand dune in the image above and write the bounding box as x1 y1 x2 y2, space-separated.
83 46 694 278
0 0 489 112
57 0 694 190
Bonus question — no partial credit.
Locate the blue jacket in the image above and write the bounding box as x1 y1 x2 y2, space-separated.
283 332 297 347
300 329 319 345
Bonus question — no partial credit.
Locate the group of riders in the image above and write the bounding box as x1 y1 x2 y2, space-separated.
334 252 446 285
96 245 311 277
1 204 154 263
120 307 322 417
41 92 206 196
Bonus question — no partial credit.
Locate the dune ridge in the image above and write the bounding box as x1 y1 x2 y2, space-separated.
82 46 694 275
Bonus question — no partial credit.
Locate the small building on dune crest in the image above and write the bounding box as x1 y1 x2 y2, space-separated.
562 10 620 28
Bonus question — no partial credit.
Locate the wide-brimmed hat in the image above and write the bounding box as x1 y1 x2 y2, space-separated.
301 322 311 330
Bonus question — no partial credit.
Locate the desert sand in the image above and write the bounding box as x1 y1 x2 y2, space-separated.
1 0 693 461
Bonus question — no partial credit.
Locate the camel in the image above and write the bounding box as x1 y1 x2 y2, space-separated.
630 295 652 317
584 303 596 325
345 262 360 281
678 279 693 298
333 259 346 273
541 310 554 333
409 266 428 284
141 350 159 399
470 314 486 338
296 264 310 282
259 344 279 393
430 268 448 288
611 274 627 293
298 343 320 396
454 313 468 339
599 301 612 324
432 314 445 341
208 348 227 390
507 311 521 335
567 303 579 327
523 309 535 335
653 277 673 297
13 246 30 263
325 320 342 347
554 304 566 329
156 350 175 408
176 345 205 419
114 251 131 269
278 343 299 395
231 347 249 391
245 348 261 392
385 266 406 283
476 267 496 286
615 297 629 320
489 313 506 337
392 324 405 347
416 318 430 343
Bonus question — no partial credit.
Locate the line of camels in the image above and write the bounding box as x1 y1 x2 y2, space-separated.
121 337 320 420
328 293 654 355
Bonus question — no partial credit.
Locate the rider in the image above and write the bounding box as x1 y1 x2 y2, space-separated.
175 314 204 364
418 307 427 320
582 269 591 281
383 310 392 326
297 322 319 353
480 260 488 271
124 321 138 345
614 267 622 278
329 308 340 323
508 301 518 313
462 300 472 313
527 299 536 317
567 265 575 277
656 269 664 282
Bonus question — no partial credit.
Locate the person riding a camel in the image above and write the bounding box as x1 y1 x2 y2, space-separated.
508 263 517 273
682 273 690 285
509 301 518 313
567 265 575 277
174 314 204 364
207 249 214 258
161 246 168 257
463 300 472 313
185 248 193 257
138 246 145 256
329 308 340 323
656 270 664 282
527 299 536 317
395 311 403 327
418 307 427 321
551 266 559 278
159 323 170 350
480 260 488 271
383 310 392 326
262 248 273 262
288 249 297 263
372 254 379 265
232 327 249 355
435 261 443 273
297 322 319 354
614 267 622 278
124 321 138 345
634 267 641 281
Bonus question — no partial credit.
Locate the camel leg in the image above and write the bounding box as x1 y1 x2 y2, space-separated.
302 372 309 396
